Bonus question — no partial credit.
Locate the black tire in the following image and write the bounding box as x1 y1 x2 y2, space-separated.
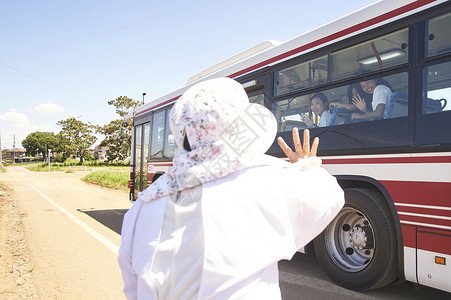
313 188 399 291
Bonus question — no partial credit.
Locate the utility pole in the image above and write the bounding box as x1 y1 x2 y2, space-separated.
48 148 51 173
13 134 15 164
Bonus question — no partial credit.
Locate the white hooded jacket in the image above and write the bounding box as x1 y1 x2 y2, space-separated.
118 78 344 299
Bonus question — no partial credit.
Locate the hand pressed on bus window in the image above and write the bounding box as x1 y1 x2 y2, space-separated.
277 128 319 163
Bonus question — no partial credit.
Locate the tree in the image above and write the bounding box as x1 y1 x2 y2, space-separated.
22 131 58 161
57 117 97 165
53 132 71 162
97 96 140 161
97 119 132 162
108 96 141 118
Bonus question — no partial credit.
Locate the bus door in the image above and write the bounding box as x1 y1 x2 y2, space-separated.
133 122 151 199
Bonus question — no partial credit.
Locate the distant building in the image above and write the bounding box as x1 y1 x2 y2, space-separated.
93 146 109 161
5 148 30 163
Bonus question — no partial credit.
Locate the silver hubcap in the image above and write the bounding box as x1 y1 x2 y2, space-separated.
323 207 375 272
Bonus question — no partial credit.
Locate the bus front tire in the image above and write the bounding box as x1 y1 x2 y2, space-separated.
313 188 399 291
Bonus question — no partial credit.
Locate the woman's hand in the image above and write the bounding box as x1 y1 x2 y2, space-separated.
352 94 367 113
299 113 314 128
277 128 319 163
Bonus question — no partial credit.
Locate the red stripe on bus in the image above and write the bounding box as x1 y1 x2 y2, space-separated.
402 225 416 248
322 156 451 164
420 227 451 236
229 0 437 79
402 225 451 255
382 181 451 208
418 230 451 256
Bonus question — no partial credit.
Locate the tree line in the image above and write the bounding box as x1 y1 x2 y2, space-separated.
22 96 141 165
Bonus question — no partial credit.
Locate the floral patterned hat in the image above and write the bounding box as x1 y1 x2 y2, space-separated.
170 77 277 155
138 77 285 202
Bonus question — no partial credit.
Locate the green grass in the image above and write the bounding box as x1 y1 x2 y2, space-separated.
27 163 63 172
81 170 129 189
26 162 129 173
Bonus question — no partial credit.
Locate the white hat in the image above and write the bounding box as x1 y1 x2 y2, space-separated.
170 77 277 155
138 77 284 202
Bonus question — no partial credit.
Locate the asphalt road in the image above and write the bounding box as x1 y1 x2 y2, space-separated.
1 166 450 299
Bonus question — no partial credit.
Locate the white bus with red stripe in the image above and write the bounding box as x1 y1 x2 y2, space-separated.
129 0 451 292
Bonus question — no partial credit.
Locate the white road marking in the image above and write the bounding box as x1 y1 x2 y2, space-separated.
30 184 119 255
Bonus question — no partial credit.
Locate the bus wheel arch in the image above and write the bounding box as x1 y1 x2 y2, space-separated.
313 187 400 291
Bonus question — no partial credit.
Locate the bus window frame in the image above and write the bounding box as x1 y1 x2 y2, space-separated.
417 57 451 146
133 124 143 195
147 105 178 162
265 23 420 157
149 108 167 160
268 66 414 157
162 105 178 159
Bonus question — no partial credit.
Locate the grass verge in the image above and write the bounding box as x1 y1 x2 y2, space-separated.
26 163 128 173
81 170 129 190
27 163 63 172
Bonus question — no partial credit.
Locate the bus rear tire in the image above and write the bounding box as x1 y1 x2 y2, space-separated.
313 188 399 291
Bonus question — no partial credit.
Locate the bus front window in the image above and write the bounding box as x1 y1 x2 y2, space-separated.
150 110 165 158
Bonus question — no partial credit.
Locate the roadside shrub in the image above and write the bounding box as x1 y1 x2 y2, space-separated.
82 170 129 189
63 158 80 166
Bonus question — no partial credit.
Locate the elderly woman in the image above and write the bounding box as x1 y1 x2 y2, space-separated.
118 77 344 300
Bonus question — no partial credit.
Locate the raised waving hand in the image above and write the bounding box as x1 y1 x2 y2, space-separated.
277 128 319 164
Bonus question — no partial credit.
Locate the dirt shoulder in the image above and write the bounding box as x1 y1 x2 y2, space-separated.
0 184 38 299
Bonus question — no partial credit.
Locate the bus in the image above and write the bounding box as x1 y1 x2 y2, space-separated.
129 0 451 292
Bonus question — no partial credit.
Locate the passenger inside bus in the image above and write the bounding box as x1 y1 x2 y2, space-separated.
300 92 332 127
350 78 392 120
329 83 372 114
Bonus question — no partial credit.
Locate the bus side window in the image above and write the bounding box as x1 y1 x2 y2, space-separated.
274 55 328 96
421 60 451 144
425 11 451 58
423 61 450 114
272 95 310 132
163 107 179 158
331 28 408 81
248 93 265 105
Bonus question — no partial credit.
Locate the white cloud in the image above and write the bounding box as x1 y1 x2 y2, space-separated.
0 111 35 149
33 102 65 114
0 111 31 129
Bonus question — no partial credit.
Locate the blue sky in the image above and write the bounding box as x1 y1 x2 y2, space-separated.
0 0 376 150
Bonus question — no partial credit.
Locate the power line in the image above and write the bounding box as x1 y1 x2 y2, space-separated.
0 60 105 108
